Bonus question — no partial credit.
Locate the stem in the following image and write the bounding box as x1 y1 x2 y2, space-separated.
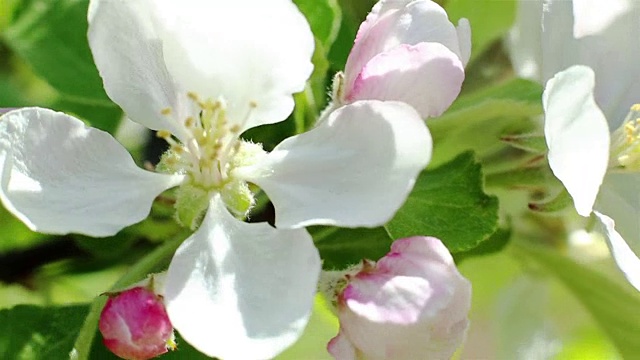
303 83 318 129
70 234 186 360
293 92 307 135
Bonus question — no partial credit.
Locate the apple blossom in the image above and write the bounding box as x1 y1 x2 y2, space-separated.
99 287 176 360
0 0 434 358
515 0 640 292
330 0 471 119
325 236 471 360
542 66 640 292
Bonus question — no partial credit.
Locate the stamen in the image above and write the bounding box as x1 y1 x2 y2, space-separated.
157 93 264 193
185 116 195 129
156 130 172 139
157 130 181 149
610 103 640 171
187 92 199 102
161 107 172 115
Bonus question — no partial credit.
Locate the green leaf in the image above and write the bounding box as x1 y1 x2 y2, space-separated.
52 98 122 134
0 206 46 253
445 0 517 63
516 243 640 359
4 0 106 101
328 0 376 70
428 78 543 166
312 226 394 270
277 296 337 360
455 226 511 262
294 0 341 50
3 0 122 133
385 152 499 253
293 0 341 127
0 304 89 360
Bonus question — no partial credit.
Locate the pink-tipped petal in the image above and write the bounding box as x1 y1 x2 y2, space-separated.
331 237 471 360
346 42 464 118
99 287 174 360
327 329 358 360
345 0 468 95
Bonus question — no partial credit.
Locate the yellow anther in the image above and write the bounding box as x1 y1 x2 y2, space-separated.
230 124 241 134
185 117 195 128
631 103 640 112
161 107 172 115
171 145 184 154
249 100 258 108
187 92 200 102
157 130 172 139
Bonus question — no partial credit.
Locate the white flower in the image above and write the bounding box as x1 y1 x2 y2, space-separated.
333 0 470 119
543 66 640 292
508 0 640 292
326 237 471 360
0 0 433 358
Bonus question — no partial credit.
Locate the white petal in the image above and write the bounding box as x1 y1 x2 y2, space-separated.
594 211 640 292
542 0 640 123
155 0 314 132
164 195 321 360
88 0 191 141
237 100 432 229
0 108 183 237
595 173 640 257
572 0 631 38
345 0 467 95
345 42 464 118
543 65 609 216
456 18 472 67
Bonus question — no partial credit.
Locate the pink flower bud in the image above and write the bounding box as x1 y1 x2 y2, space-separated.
339 0 470 118
99 287 176 360
327 236 471 360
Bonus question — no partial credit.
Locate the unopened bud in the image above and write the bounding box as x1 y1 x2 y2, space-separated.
99 287 176 360
327 236 471 360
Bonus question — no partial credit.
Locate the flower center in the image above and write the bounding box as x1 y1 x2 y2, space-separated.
610 103 640 172
156 93 265 228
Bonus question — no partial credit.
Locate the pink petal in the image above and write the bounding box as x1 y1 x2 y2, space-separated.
327 329 357 360
331 237 471 360
346 42 464 118
345 0 469 96
99 287 174 360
